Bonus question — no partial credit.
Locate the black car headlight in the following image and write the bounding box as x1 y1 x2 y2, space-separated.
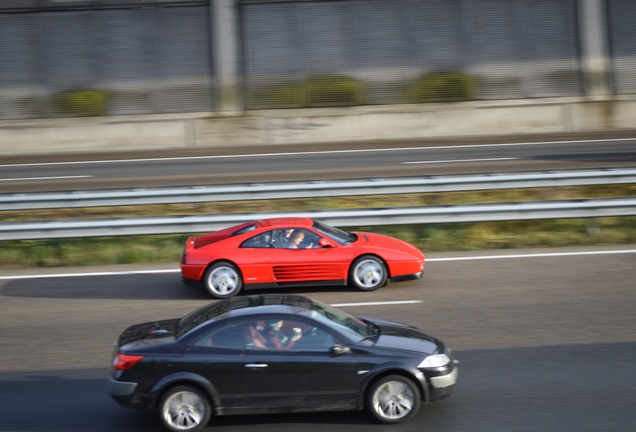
418 354 451 369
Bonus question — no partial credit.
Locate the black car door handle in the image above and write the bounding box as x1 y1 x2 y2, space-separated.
245 363 268 368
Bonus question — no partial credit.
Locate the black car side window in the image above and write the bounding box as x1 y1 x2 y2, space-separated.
290 325 336 351
193 323 245 349
244 319 336 352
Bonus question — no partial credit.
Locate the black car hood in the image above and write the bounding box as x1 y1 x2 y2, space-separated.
117 318 179 348
364 318 441 355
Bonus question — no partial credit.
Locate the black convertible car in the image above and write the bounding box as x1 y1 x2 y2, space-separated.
108 294 458 432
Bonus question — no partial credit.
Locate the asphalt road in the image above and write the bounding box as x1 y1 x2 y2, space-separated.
1 245 635 432
2 130 636 192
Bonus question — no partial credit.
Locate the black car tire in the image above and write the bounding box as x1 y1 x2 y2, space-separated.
203 261 243 299
349 255 387 291
159 385 212 432
366 375 421 424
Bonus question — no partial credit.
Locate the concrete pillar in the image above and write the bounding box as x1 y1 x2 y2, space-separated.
211 0 242 112
579 0 612 97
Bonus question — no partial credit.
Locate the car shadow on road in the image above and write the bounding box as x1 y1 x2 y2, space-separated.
0 274 355 300
0 274 210 300
0 368 379 432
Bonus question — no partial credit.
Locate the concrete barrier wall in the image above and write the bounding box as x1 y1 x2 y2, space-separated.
1 96 635 156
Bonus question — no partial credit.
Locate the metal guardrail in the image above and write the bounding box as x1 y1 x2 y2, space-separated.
2 197 635 240
2 168 636 211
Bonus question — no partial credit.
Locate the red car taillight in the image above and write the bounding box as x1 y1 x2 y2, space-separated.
113 353 144 370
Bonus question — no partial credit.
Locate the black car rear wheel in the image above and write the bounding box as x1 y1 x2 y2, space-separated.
159 385 211 432
203 262 243 299
350 255 387 291
366 375 421 424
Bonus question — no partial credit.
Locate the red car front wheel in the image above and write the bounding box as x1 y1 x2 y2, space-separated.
350 256 387 291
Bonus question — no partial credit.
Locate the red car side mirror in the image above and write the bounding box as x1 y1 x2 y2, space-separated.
318 238 334 248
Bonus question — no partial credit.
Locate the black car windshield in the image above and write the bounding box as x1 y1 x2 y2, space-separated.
309 300 370 342
312 220 357 245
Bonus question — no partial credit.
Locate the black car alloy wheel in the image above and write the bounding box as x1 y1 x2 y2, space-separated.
159 386 212 432
366 375 421 424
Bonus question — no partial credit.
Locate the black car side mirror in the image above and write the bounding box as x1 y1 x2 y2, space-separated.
330 344 352 356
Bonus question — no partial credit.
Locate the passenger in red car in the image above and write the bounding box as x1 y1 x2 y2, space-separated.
288 231 305 248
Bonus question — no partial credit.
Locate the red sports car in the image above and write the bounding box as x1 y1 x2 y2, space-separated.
181 217 425 299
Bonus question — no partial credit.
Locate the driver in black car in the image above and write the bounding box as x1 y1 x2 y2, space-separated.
255 320 303 349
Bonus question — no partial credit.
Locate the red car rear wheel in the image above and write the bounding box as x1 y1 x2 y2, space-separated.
203 262 243 299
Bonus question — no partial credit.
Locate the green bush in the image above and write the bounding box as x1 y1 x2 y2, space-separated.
305 74 364 106
248 75 364 108
410 71 476 103
52 89 109 117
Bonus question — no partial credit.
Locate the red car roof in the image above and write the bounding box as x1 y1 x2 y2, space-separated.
255 217 314 228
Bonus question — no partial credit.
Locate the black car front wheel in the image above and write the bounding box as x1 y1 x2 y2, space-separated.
159 386 211 432
366 375 421 424
203 261 243 299
350 255 387 291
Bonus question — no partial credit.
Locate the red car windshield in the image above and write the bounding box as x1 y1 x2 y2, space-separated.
312 220 357 245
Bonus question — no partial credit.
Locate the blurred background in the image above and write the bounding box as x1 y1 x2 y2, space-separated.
0 0 635 154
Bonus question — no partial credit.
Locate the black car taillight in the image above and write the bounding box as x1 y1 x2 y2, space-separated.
113 353 144 370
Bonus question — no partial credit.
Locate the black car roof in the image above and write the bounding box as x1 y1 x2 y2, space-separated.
177 294 322 336
210 294 317 315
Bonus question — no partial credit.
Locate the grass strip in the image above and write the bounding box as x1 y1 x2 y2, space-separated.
1 185 634 269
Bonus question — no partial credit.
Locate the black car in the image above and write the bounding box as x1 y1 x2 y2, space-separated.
108 294 458 432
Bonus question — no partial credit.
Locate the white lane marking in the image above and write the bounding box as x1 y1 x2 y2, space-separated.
333 300 422 307
427 249 636 262
402 157 517 164
0 175 93 182
0 269 179 281
0 137 633 168
1 249 634 281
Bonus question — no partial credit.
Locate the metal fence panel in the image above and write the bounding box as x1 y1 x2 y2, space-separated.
242 3 299 109
0 13 40 119
523 0 582 97
0 1 214 119
156 6 214 112
353 0 410 105
467 0 524 99
99 8 156 114
608 0 636 94
409 0 465 81
242 0 583 109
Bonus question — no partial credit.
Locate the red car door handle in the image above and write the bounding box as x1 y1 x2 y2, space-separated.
245 363 268 368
